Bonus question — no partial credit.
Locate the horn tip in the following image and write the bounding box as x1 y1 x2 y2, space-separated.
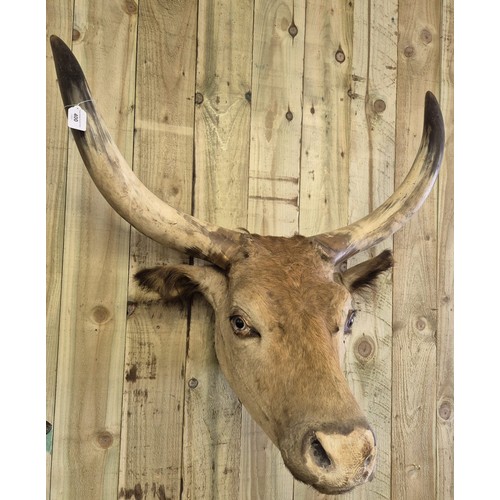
49 35 70 58
424 90 445 165
50 34 91 108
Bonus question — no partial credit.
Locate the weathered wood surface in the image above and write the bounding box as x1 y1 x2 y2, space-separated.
46 1 453 498
49 1 136 498
392 1 443 498
46 1 73 497
118 2 196 498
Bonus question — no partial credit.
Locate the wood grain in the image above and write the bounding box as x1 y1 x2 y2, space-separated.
46 1 73 497
392 0 442 498
436 0 454 497
241 0 306 498
117 2 197 498
49 2 137 498
183 0 254 498
299 0 352 239
296 2 352 498
342 0 397 499
247 0 305 239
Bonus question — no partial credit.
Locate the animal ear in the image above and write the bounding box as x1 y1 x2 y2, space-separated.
134 264 228 308
341 249 393 293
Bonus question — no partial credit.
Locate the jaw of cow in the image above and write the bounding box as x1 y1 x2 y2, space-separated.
134 235 391 494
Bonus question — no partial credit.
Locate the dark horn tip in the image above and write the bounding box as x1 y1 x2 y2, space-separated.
49 34 63 47
49 35 91 108
423 90 445 169
49 35 72 61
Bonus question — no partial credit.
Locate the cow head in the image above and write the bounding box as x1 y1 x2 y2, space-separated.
50 36 444 494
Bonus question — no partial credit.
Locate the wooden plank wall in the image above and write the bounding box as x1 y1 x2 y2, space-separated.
46 0 453 498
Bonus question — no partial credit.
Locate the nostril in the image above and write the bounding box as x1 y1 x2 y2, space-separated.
310 437 332 468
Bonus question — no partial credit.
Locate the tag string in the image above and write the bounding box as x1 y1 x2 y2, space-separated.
64 99 93 109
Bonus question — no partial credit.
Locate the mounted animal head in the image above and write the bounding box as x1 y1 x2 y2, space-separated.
50 36 444 495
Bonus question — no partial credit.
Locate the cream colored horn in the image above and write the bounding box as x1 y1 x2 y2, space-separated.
311 91 445 264
50 36 243 269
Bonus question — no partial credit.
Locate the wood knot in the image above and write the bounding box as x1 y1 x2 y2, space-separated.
335 48 346 63
72 29 81 41
96 431 113 449
188 378 199 389
415 317 427 331
404 45 415 58
91 305 111 325
420 29 432 45
354 336 376 363
373 99 386 113
288 23 298 38
123 0 137 15
245 90 252 103
438 400 453 421
195 92 204 105
285 110 293 121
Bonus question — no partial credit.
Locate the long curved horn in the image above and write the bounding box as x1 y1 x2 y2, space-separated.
50 35 243 270
310 91 445 265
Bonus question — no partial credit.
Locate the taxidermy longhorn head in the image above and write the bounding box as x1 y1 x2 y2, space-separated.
50 35 444 495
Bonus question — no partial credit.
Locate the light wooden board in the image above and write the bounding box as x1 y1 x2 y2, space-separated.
392 1 442 498
436 0 454 497
296 1 352 498
46 1 73 497
299 0 352 239
117 1 197 498
183 0 253 497
46 1 453 498
342 1 397 499
241 1 306 498
49 2 137 498
247 0 305 239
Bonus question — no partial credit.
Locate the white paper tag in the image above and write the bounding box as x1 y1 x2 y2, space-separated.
67 105 87 131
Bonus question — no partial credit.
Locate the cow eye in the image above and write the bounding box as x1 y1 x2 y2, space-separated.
230 315 260 338
344 310 357 334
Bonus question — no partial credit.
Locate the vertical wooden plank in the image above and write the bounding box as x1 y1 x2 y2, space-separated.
182 0 253 498
240 0 305 498
436 0 453 497
183 304 243 499
296 2 353 498
298 2 396 499
342 1 397 499
392 0 441 498
247 0 305 238
50 2 137 498
299 0 352 239
46 1 73 497
118 1 198 498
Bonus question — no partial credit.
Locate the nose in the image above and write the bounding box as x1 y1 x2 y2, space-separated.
302 425 376 493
